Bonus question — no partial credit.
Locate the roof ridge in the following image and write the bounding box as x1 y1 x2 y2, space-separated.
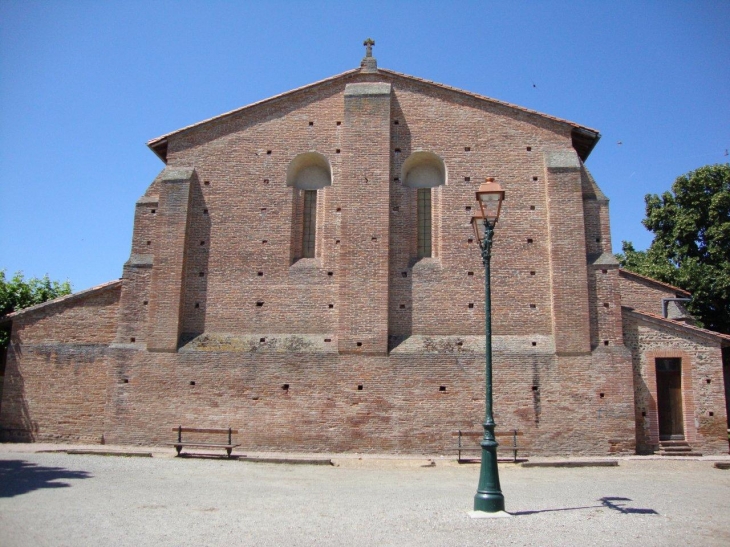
147 66 600 162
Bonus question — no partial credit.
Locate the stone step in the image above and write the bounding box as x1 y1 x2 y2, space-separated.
659 440 690 447
658 451 703 457
660 445 693 452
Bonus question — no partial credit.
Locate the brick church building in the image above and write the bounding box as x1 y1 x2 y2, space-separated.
2 44 729 456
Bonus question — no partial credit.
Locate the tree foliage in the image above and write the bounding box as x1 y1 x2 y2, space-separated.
617 163 730 333
0 270 73 350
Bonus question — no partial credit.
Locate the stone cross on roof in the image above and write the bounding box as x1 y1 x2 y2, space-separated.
360 37 378 73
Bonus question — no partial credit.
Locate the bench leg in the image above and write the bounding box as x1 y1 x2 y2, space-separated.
226 448 232 458
175 446 182 456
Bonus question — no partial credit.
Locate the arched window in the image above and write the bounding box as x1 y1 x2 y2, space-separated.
287 152 332 261
402 151 447 259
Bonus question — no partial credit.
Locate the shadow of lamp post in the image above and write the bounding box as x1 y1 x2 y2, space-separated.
470 177 506 513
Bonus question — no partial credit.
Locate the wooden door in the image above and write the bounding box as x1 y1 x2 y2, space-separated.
656 358 684 440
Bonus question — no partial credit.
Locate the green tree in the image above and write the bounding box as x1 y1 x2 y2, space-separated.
617 163 730 333
0 270 73 350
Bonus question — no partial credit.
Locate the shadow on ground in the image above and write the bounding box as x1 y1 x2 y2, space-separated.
512 496 659 516
0 459 92 498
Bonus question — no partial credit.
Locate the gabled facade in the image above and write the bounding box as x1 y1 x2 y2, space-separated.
1 46 728 455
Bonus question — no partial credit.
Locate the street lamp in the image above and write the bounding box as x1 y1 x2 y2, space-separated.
470 177 506 513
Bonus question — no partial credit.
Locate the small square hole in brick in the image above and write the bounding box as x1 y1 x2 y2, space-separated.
190 381 195 386
530 304 536 309
394 177 400 182
262 240 268 244
464 147 471 152
533 176 538 181
532 386 538 391
393 120 399 125
324 338 331 342
600 393 605 398
602 269 607 274
147 241 151 245
200 240 205 245
595 238 601 243
151 209 156 214
258 271 263 276
526 146 532 151
204 180 210 186
709 411 714 416
531 341 537 346
335 239 340 244
256 301 264 307
706 378 711 384
194 303 200 308
467 271 474 276
143 300 148 305
358 384 364 390
266 150 272 155
439 386 447 392
464 176 470 182
401 271 407 277
393 206 400 212
456 341 463 346
260 207 267 212
530 271 536 276
336 207 342 212
394 148 401 154
123 378 129 383
642 411 646 417
260 338 266 343
527 238 533 244
263 179 269 184
336 121 341 126
371 236 377 241
328 304 334 309
604 303 610 308
530 205 535 210
399 304 405 309
467 238 473 243
356 342 362 347
468 303 474 309
203 209 209 214
328 272 333 276
336 149 341 154
309 121 314 126
199 272 205 277
465 206 471 211
282 384 289 391
130 337 136 343
603 340 609 346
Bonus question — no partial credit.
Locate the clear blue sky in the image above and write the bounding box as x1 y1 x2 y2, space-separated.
1 1 728 291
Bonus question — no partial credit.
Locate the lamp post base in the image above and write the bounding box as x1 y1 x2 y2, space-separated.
473 441 505 513
473 492 506 513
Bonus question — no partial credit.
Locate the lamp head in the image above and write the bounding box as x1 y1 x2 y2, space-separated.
475 177 505 223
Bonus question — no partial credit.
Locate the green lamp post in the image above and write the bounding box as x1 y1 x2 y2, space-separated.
470 177 506 513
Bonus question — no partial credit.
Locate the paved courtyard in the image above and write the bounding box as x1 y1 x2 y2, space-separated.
0 448 729 546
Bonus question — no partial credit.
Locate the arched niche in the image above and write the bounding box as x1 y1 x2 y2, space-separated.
286 152 332 190
401 151 447 188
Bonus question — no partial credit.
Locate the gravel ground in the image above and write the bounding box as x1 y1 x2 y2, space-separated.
0 450 728 547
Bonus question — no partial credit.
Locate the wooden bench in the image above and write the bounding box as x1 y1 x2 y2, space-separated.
453 429 523 463
172 426 241 457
